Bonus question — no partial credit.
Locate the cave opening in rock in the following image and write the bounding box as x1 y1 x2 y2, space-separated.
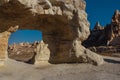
7 30 49 64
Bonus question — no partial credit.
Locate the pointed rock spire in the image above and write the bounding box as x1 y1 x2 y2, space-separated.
96 21 100 27
93 22 103 30
112 9 120 23
114 9 119 15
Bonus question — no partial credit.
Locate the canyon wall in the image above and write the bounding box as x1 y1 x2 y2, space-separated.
0 0 103 66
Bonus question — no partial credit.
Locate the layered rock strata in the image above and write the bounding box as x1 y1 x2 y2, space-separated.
0 0 103 65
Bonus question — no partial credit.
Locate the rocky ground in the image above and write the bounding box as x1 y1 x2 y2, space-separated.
0 56 120 80
89 46 120 58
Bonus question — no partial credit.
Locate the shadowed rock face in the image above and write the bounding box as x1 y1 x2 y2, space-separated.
0 0 103 65
83 10 120 58
83 10 120 47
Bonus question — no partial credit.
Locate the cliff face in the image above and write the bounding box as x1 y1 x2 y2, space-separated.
0 0 103 66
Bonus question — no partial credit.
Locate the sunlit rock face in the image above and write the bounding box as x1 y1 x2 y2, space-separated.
0 26 18 66
0 0 103 65
0 31 10 66
35 41 50 64
108 10 120 46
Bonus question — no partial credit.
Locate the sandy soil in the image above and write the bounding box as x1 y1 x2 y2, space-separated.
0 56 120 80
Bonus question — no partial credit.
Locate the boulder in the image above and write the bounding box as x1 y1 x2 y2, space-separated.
35 41 50 64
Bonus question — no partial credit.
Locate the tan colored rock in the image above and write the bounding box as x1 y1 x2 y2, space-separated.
0 31 10 66
93 22 104 31
0 26 18 66
7 25 19 33
0 0 103 65
0 0 9 5
35 41 50 64
84 49 103 65
109 10 120 46
8 42 37 63
8 41 50 64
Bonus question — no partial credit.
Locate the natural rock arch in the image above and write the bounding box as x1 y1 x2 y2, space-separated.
0 0 103 66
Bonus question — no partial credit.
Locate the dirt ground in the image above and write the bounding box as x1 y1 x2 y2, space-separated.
0 56 120 80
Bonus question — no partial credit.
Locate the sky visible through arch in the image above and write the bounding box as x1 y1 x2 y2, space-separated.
8 0 120 44
9 30 42 45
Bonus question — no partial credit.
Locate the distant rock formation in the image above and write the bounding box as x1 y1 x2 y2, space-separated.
0 0 103 66
83 10 120 47
8 41 37 63
8 40 50 64
93 22 104 31
83 22 106 47
109 10 120 46
83 10 120 57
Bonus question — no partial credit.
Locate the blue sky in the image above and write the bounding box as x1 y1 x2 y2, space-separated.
8 0 120 44
9 30 42 44
86 0 120 29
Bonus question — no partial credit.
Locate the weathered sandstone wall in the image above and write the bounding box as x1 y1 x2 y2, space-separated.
0 0 103 66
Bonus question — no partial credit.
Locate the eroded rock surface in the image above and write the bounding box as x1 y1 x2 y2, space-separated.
35 41 50 64
0 0 103 65
8 42 37 63
83 10 120 58
0 26 18 66
8 41 50 64
83 10 120 47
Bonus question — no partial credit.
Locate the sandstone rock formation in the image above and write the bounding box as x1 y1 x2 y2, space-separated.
93 22 104 31
8 42 37 63
83 10 120 58
83 10 120 47
0 26 18 66
8 41 50 64
35 41 50 64
83 22 106 47
108 10 120 46
0 0 103 65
